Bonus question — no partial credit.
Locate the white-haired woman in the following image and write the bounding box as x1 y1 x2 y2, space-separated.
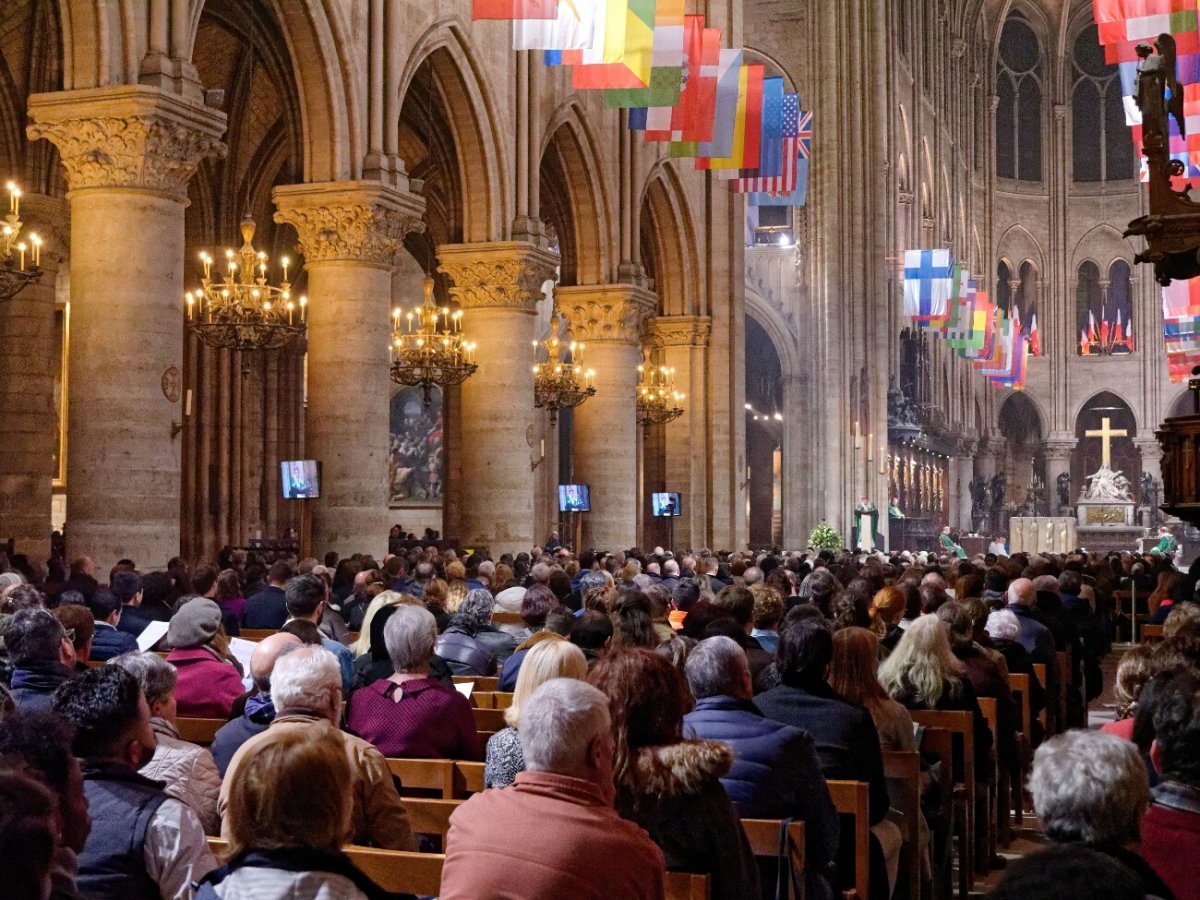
112 650 222 834
484 640 588 788
985 607 1047 734
877 614 993 778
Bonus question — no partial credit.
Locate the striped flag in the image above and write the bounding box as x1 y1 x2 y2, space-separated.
700 64 764 170
474 0 559 19
746 157 809 206
566 0 657 90
671 48 741 158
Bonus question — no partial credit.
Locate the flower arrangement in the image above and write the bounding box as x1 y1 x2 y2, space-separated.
809 522 842 550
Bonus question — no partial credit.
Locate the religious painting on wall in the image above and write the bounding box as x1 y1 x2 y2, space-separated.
389 386 443 506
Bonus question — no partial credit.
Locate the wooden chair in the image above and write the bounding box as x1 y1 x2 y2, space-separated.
206 838 445 897
920 728 955 900
471 691 515 710
239 628 276 641
401 797 462 837
386 758 455 798
1031 664 1049 733
826 780 870 900
492 691 514 709
976 697 1004 855
741 819 806 899
452 760 485 797
176 717 225 747
1141 623 1165 644
664 872 712 900
1055 650 1071 730
910 710 975 895
477 730 497 747
452 675 498 692
882 750 922 900
472 707 507 732
1006 673 1033 825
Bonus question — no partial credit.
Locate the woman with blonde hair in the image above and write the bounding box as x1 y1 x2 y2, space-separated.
877 614 993 775
350 591 413 658
484 639 588 788
444 561 469 613
199 722 391 898
829 627 916 752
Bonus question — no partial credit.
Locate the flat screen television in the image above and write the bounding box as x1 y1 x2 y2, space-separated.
280 460 320 499
651 492 682 517
558 484 591 513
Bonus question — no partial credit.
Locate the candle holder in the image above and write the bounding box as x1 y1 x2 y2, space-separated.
186 214 306 352
533 309 596 426
636 349 685 429
0 181 45 302
389 274 478 409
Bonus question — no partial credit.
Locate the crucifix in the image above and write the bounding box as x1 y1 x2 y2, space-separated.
1085 417 1129 468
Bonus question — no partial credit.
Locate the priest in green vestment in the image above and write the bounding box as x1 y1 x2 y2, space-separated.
1151 527 1178 557
939 525 967 559
853 498 879 551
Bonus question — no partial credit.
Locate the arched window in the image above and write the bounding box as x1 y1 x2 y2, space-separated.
1072 25 1135 182
996 260 1013 313
996 13 1043 181
1075 260 1133 355
1015 260 1043 356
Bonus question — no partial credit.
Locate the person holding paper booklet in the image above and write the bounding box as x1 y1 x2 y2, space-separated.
165 597 246 719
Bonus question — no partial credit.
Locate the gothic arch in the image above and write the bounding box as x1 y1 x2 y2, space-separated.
745 284 799 377
1070 222 1130 269
1072 389 1142 433
639 161 700 317
539 101 615 287
400 22 507 243
741 47 798 91
996 223 1044 271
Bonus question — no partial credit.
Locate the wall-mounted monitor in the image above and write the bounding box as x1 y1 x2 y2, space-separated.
558 484 591 513
281 460 320 500
651 492 682 517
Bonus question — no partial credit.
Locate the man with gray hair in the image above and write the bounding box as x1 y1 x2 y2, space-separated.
218 645 415 851
682 636 838 899
1005 577 1057 685
1029 730 1171 897
6 608 75 711
441 679 665 899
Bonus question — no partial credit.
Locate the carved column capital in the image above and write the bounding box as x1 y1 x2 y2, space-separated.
555 284 658 344
27 86 226 198
273 181 425 269
1043 439 1077 462
1133 436 1164 461
437 242 559 312
647 315 713 349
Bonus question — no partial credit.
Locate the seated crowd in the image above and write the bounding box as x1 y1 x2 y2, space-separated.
0 541 1197 899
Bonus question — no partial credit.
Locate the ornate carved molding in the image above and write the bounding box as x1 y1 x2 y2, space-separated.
1043 439 1076 462
273 181 425 268
556 284 657 344
437 242 559 312
648 315 712 349
1133 436 1165 461
27 86 226 197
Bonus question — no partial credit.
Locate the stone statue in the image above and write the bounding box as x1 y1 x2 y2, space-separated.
887 376 920 428
1057 471 1072 509
1142 472 1161 522
1083 465 1133 502
990 473 1007 509
970 476 991 521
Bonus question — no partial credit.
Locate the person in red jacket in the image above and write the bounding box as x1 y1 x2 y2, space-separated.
1142 669 1200 900
166 597 245 719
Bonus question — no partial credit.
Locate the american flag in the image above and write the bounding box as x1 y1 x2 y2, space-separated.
732 93 806 194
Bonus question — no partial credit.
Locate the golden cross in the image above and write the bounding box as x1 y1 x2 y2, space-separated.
1084 416 1128 468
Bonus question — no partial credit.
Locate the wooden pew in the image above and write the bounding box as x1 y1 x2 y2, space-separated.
472 707 508 732
1055 650 1071 730
452 675 499 692
176 717 226 747
920 728 956 900
976 697 1004 856
741 818 806 898
386 758 487 798
491 610 524 627
826 780 870 900
453 761 485 796
471 691 515 710
665 872 712 900
1032 664 1049 733
882 750 922 900
1141 623 1165 644
911 710 976 895
239 628 277 641
1006 673 1033 826
402 797 461 837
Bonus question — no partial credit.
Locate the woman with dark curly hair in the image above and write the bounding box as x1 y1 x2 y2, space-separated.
587 649 758 900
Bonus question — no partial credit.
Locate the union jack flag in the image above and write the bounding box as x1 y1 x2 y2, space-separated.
796 109 813 159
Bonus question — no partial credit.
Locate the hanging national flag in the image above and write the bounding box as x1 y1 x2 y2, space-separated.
923 263 966 332
515 0 600 50
945 276 978 350
701 64 764 171
671 48 742 158
1162 278 1200 381
1029 310 1041 357
474 0 559 19
1080 329 1092 356
902 249 955 324
746 157 809 206
733 94 809 198
635 17 721 141
565 0 657 90
603 0 685 107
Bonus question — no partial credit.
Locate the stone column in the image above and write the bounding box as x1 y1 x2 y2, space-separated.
956 440 977 532
1134 436 1164 523
650 315 712 551
1043 437 1077 516
273 181 425 560
438 242 558 556
0 195 67 558
556 284 656 552
27 86 226 571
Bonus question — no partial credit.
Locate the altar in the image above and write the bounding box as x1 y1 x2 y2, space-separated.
1009 517 1078 554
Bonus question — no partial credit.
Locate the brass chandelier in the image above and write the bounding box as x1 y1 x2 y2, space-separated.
390 275 478 408
533 313 595 426
0 181 44 302
185 215 306 352
636 350 685 428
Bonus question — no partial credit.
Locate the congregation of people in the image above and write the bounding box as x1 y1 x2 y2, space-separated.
1 538 1199 899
